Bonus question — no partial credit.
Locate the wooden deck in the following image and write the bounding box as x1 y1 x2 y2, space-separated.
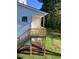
18 28 47 55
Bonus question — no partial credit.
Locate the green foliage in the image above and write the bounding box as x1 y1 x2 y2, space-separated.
38 0 61 32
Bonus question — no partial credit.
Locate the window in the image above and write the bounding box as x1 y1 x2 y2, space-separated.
22 16 27 22
41 17 43 27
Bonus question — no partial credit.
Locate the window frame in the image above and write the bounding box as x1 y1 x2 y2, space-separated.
22 16 27 22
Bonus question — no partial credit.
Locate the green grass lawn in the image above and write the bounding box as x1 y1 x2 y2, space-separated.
18 54 45 59
45 32 61 53
18 31 61 59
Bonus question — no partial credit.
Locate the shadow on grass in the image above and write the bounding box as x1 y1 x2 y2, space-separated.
17 55 22 59
18 44 61 56
46 31 61 40
32 44 61 56
45 49 61 56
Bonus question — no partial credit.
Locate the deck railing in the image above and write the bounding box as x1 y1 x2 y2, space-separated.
30 28 46 37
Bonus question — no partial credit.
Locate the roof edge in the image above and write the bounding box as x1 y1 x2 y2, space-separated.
17 2 48 16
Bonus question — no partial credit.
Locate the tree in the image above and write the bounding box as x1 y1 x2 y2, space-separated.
37 0 61 32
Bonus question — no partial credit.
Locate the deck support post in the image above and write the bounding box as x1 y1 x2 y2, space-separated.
30 37 32 58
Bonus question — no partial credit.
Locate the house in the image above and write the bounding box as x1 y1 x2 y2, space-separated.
17 0 48 54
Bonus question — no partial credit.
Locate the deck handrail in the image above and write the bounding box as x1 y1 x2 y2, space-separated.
30 27 46 37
